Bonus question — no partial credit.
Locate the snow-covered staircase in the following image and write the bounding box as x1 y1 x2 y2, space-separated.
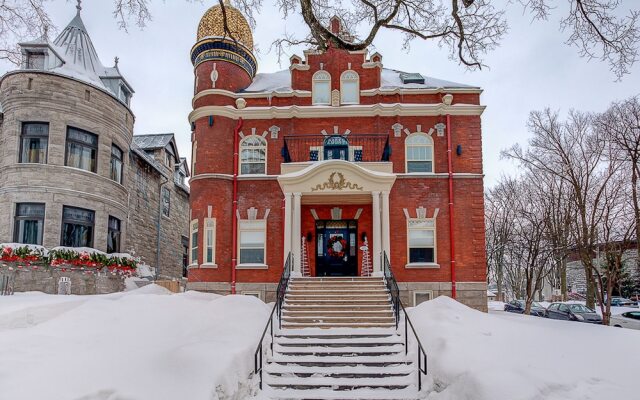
261 277 419 400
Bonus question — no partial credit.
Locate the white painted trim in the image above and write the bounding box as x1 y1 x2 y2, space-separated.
413 290 434 306
189 103 485 122
189 219 199 266
236 264 269 270
239 135 267 175
203 217 216 265
189 173 233 182
405 263 440 269
199 263 218 269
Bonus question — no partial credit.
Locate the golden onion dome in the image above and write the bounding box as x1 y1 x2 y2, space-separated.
197 3 254 50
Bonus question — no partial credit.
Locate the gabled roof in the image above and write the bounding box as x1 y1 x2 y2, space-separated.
132 133 175 150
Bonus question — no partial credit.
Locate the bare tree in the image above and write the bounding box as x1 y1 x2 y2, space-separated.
503 109 621 309
2 0 639 79
596 96 640 277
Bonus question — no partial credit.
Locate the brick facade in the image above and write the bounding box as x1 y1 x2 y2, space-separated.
187 12 487 310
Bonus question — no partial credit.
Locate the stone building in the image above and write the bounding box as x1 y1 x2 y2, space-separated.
0 5 190 281
187 4 487 310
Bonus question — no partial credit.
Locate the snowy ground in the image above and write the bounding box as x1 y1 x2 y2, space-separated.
1 289 636 400
410 297 638 400
0 286 270 400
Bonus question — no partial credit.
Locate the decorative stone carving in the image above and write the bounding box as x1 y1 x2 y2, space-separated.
311 172 364 192
391 123 403 137
435 123 446 137
331 207 343 220
268 125 280 139
331 89 340 107
442 93 453 105
235 98 246 109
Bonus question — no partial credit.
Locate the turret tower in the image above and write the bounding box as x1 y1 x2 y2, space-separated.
190 2 256 93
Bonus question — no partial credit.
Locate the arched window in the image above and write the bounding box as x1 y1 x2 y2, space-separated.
312 71 331 105
340 70 360 104
240 135 267 174
323 135 349 160
405 133 434 173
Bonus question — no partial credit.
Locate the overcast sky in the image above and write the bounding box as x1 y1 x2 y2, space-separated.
2 0 639 187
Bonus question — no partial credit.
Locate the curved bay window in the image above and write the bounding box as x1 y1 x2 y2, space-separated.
312 70 331 105
240 135 267 174
66 127 98 173
405 133 434 173
323 135 349 161
340 70 360 104
20 122 49 164
61 206 95 248
14 203 45 245
110 144 123 184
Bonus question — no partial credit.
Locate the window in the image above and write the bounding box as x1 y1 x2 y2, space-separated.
26 52 45 69
110 144 123 184
66 127 98 173
240 136 267 175
182 236 189 276
189 220 198 265
61 206 95 247
239 219 266 264
340 70 359 104
203 218 216 264
413 291 433 306
162 187 170 217
107 216 121 253
405 133 434 173
323 135 349 161
407 218 436 264
20 122 49 164
13 203 45 245
312 70 331 105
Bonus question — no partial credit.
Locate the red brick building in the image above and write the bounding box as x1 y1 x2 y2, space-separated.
186 4 487 310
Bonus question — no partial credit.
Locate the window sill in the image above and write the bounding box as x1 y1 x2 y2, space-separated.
200 263 218 269
187 263 199 270
405 262 440 269
236 263 268 270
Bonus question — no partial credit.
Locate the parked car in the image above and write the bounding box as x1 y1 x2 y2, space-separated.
609 297 638 308
504 300 547 317
546 302 603 324
610 311 640 330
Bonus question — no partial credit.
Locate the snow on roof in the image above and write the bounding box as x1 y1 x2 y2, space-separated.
132 134 175 150
17 7 133 101
242 68 475 93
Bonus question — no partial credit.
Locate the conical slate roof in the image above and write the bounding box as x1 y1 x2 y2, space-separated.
18 3 134 102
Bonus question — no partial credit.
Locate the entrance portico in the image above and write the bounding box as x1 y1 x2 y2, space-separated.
278 160 396 274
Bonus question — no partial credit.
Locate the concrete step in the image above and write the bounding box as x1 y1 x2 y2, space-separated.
283 304 392 311
264 375 413 390
273 344 404 356
282 322 397 329
285 295 390 300
265 364 413 377
284 300 392 306
265 387 418 400
291 277 384 282
282 310 394 317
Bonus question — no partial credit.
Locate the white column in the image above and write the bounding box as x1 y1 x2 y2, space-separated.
283 193 292 264
381 191 391 262
292 192 302 273
372 191 382 272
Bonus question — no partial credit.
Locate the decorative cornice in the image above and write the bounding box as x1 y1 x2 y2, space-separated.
191 86 481 104
189 103 485 122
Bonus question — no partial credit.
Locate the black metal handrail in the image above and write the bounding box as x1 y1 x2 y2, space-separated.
253 253 293 390
383 252 429 391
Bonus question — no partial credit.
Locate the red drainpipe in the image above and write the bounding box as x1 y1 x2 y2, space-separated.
231 117 243 294
446 114 457 299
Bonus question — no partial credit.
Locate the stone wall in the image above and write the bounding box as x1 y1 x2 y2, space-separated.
1 266 125 295
126 154 190 279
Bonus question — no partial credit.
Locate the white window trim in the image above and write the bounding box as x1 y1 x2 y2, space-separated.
241 291 263 300
406 217 438 268
237 218 267 268
405 132 435 174
239 135 267 175
202 217 216 266
312 70 331 105
189 219 199 266
413 290 434 306
340 70 360 105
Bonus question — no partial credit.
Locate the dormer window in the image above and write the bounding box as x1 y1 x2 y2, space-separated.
312 71 331 105
120 85 131 106
340 70 359 104
26 52 45 69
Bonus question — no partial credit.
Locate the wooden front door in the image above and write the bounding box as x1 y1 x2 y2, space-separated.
316 220 358 276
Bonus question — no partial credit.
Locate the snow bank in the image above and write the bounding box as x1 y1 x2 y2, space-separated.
0 287 270 400
409 296 637 400
487 300 506 311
